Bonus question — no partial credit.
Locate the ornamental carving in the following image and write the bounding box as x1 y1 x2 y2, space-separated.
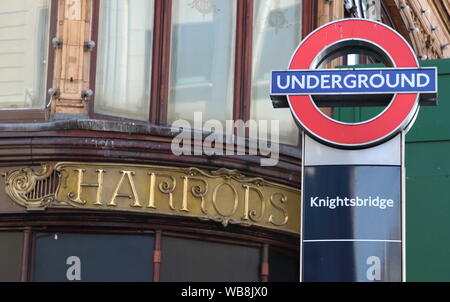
2 164 59 209
3 162 300 234
386 0 450 59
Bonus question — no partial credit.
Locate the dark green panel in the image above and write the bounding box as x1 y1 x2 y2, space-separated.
0 232 23 282
161 237 260 282
406 59 450 142
334 106 385 123
405 141 450 281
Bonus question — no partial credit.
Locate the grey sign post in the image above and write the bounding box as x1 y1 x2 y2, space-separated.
301 134 404 281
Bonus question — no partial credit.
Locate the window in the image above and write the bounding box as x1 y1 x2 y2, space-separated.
94 0 154 121
91 0 310 145
250 0 302 145
33 233 154 281
160 236 260 282
0 0 50 110
167 0 237 125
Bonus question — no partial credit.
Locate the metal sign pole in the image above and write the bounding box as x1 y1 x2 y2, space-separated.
300 133 405 282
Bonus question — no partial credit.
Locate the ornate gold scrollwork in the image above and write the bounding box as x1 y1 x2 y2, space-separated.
187 167 265 186
3 162 300 234
2 163 56 209
199 215 253 228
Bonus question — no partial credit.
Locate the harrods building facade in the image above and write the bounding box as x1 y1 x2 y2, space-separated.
0 0 448 282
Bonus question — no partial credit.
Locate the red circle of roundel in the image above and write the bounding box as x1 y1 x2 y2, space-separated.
287 19 419 147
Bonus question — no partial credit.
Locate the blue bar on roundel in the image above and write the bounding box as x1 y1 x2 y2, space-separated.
271 68 437 95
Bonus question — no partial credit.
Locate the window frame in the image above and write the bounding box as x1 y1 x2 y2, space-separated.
0 0 58 123
88 0 317 146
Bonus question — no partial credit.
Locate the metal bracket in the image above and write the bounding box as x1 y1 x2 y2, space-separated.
84 40 96 52
81 89 94 101
48 88 60 99
47 88 60 109
51 37 62 48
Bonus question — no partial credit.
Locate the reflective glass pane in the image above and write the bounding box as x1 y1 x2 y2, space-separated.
251 0 302 145
33 233 154 282
168 0 236 125
0 232 23 282
161 237 260 281
0 0 50 109
95 0 154 121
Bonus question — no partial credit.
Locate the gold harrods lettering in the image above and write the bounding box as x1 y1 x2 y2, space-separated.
61 166 290 227
3 163 300 233
68 169 105 205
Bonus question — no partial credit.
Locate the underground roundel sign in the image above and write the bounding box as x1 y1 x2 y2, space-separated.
271 19 438 148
